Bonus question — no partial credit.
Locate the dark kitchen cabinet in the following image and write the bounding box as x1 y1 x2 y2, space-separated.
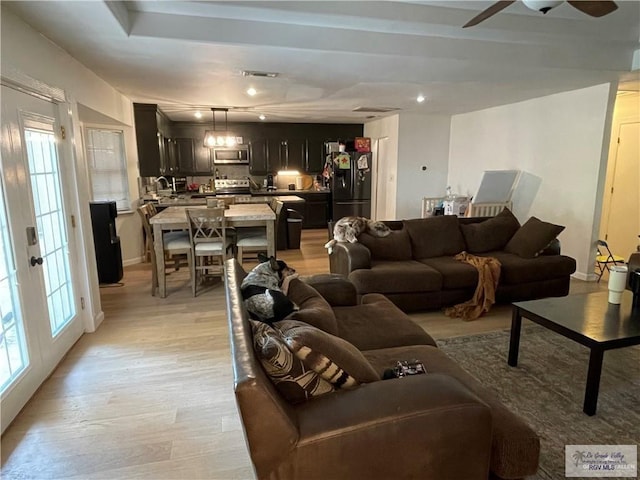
249 138 269 175
165 138 179 174
285 138 306 171
302 195 329 229
305 138 325 174
173 138 195 174
134 103 169 177
266 138 287 172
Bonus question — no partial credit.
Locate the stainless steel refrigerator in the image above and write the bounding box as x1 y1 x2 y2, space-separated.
330 151 372 221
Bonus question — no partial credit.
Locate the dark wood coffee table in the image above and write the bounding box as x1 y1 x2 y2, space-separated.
509 290 640 416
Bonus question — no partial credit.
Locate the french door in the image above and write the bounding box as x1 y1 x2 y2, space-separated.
0 85 84 432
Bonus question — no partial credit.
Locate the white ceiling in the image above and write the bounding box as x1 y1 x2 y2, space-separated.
5 0 640 123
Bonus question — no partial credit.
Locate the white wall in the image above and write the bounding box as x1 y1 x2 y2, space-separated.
1 8 142 329
397 113 450 219
448 83 615 279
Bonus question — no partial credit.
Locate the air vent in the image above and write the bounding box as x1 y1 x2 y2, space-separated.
353 106 400 113
242 70 279 78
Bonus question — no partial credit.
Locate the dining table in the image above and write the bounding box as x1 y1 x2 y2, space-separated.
149 203 276 298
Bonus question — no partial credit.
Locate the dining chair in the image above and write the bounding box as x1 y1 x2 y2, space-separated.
234 202 276 264
595 239 625 282
186 207 233 296
137 204 192 296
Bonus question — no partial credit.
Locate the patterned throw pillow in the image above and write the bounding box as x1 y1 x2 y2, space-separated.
251 320 334 404
277 320 380 388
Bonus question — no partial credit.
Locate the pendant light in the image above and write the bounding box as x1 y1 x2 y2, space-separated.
204 108 238 148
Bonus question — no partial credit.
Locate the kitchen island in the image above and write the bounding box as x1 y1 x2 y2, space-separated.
149 203 275 297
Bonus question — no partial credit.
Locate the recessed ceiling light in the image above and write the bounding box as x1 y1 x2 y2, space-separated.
247 87 257 96
416 95 426 103
194 111 202 118
259 114 266 121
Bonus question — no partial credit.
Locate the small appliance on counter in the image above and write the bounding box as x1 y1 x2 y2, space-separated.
266 174 276 191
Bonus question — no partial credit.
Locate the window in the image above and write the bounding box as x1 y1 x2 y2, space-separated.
85 128 130 211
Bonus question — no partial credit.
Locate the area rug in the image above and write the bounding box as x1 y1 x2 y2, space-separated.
437 325 640 480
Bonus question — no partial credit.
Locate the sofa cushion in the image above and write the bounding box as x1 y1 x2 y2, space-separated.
479 251 577 285
419 257 479 290
363 345 540 479
277 320 380 386
251 320 334 404
349 260 442 294
334 294 438 351
504 217 565 259
403 216 466 259
358 229 412 261
460 208 521 253
284 278 339 335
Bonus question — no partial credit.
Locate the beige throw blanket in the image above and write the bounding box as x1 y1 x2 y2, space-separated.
444 252 501 321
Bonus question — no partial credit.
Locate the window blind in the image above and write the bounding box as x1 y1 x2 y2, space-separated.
86 129 130 211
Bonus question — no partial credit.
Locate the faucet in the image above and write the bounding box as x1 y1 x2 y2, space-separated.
154 176 170 189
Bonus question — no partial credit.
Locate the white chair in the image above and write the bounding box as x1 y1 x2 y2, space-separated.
186 207 233 296
137 204 192 296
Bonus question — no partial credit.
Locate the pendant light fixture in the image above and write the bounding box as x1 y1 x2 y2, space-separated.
204 108 239 148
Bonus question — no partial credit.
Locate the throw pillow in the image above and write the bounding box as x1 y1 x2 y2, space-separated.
284 279 339 335
460 208 521 253
251 320 334 403
277 320 380 388
504 216 565 259
403 216 465 259
358 228 413 260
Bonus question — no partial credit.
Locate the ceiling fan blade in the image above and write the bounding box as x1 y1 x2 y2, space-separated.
567 1 618 17
463 1 516 28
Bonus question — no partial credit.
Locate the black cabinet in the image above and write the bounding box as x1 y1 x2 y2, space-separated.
301 195 329 229
249 138 269 175
305 138 325 174
285 138 306 171
173 138 195 175
134 103 170 177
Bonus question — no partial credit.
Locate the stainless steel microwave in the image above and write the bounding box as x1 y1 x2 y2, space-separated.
213 146 250 164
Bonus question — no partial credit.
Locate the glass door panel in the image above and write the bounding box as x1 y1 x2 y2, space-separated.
0 181 27 392
24 126 76 336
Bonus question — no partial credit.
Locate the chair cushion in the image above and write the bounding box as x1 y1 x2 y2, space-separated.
165 235 191 250
276 319 380 386
403 216 465 259
358 229 412 260
349 260 442 294
283 279 339 335
251 320 334 404
194 239 231 253
460 208 520 253
504 217 565 258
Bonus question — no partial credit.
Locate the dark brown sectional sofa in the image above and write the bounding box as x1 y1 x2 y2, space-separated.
226 259 540 479
329 211 577 312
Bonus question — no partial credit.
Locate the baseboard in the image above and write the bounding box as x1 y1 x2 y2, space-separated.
85 310 104 333
123 257 143 267
572 271 598 282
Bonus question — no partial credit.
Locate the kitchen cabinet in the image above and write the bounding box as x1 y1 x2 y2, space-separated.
249 138 268 175
165 138 179 174
134 103 171 177
284 138 306 171
305 138 325 174
173 138 195 174
299 194 329 229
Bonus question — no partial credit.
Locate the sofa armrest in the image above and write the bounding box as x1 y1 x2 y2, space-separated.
293 374 492 479
329 242 371 276
301 274 358 306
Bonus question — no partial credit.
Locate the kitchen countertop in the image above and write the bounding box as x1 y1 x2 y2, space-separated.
143 190 328 206
250 189 330 195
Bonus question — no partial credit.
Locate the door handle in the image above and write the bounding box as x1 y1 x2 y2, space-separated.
30 256 43 267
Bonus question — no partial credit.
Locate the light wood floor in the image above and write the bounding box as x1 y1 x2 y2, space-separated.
1 229 605 479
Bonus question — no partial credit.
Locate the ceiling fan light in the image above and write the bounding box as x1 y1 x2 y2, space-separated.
522 0 563 14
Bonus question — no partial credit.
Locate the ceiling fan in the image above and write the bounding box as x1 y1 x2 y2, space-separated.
463 0 618 28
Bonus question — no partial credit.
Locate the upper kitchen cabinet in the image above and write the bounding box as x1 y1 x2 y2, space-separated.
134 103 171 177
170 124 212 175
305 138 325 174
249 138 268 175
